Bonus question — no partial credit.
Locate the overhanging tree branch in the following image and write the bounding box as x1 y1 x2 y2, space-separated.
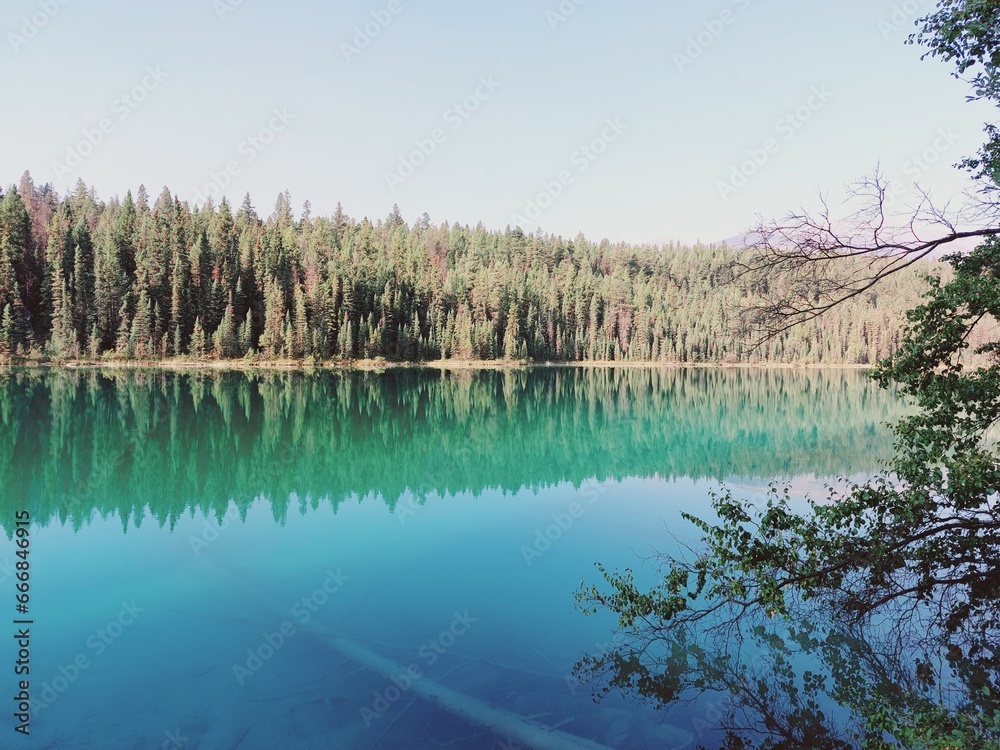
733 171 1000 343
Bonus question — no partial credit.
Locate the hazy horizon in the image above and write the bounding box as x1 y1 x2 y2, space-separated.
2 0 991 245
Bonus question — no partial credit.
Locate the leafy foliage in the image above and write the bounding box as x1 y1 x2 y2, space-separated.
577 2 1000 747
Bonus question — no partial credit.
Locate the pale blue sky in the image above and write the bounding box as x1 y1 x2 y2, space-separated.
2 0 992 244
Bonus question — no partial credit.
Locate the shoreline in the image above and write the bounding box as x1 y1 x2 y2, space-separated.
0 358 876 373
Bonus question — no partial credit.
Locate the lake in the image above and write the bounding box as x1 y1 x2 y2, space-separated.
0 367 905 749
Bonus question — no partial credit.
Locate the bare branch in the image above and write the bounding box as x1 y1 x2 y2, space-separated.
734 170 1000 343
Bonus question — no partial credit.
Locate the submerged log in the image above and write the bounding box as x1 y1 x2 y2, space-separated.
202 560 616 750
318 628 614 750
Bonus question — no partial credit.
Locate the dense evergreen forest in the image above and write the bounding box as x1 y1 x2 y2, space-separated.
0 172 933 365
0 368 904 532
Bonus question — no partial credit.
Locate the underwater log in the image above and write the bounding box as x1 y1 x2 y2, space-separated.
203 559 616 750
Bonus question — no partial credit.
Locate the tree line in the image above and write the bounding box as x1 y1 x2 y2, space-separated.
0 172 934 365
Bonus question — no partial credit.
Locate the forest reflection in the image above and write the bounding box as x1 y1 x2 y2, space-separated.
0 366 905 533
574 594 1000 749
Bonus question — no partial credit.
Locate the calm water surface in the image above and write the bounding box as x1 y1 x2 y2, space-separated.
0 368 905 749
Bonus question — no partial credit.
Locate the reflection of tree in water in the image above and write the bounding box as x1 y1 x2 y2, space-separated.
0 367 903 533
573 590 1000 749
571 1 1000 743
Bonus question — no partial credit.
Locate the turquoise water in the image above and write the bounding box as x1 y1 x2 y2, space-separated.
0 368 904 749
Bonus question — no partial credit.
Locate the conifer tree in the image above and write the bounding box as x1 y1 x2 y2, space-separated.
190 317 206 358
